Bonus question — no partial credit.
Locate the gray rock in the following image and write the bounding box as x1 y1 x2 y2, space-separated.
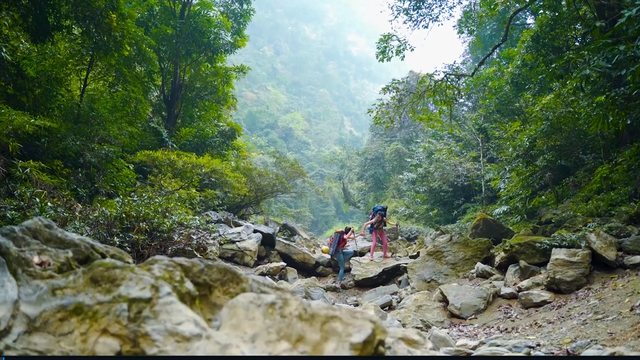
385 327 439 355
314 265 333 277
407 236 493 291
622 255 640 269
440 347 474 355
359 303 403 329
350 256 410 287
428 328 455 350
373 294 394 308
360 284 399 305
499 286 519 299
504 263 522 286
218 225 262 267
252 224 278 248
472 347 518 356
390 291 450 331
0 257 18 332
518 290 554 308
455 339 481 350
585 230 619 267
253 262 287 277
290 277 333 305
397 274 410 289
518 260 541 280
581 344 605 355
619 235 640 255
216 292 386 355
545 248 591 294
281 218 311 240
275 238 319 274
278 267 299 284
474 262 501 279
439 284 493 319
516 274 547 292
468 215 515 245
0 217 133 281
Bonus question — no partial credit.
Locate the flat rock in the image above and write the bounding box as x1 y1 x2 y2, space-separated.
390 291 450 331
275 238 319 274
350 255 410 287
438 284 493 319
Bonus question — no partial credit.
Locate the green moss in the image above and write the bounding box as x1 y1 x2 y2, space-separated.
494 233 586 267
470 213 491 228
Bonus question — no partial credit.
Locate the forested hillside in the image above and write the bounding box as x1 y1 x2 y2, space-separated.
1 0 639 261
0 0 310 261
360 0 640 229
227 0 410 234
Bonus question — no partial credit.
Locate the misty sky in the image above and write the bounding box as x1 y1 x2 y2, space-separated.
358 0 465 73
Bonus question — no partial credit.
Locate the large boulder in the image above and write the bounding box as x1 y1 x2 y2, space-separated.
359 303 403 329
0 257 18 332
518 290 554 309
0 254 287 355
544 248 592 294
289 277 333 305
619 235 640 255
0 218 393 356
253 224 278 248
407 235 493 291
438 284 494 319
215 292 386 355
274 238 319 274
385 327 439 355
468 214 515 245
349 255 410 287
281 218 311 240
585 229 619 267
389 291 450 331
359 284 400 306
345 240 373 257
217 224 262 267
0 217 133 280
503 260 541 286
493 232 585 270
203 210 245 228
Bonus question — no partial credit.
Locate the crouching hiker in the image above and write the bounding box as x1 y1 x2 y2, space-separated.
322 226 359 284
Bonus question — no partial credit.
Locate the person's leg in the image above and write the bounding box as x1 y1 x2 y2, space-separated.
343 249 355 262
369 230 378 260
380 230 390 258
335 249 346 281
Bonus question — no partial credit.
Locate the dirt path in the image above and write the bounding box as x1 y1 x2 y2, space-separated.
448 268 640 352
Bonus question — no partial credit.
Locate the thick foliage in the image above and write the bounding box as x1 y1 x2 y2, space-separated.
368 0 640 227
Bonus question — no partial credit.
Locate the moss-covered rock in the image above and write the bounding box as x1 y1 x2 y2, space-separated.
468 214 515 245
0 217 132 281
493 232 586 270
1 217 420 356
407 236 494 291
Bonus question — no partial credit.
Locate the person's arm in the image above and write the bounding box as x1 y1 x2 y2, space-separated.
385 218 398 227
360 220 373 236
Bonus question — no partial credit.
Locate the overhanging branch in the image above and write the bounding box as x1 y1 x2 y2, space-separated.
444 0 538 79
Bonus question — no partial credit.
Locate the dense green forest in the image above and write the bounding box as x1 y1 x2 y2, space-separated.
1 0 639 262
227 0 410 234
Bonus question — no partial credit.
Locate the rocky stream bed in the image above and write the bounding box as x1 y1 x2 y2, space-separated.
1 213 640 355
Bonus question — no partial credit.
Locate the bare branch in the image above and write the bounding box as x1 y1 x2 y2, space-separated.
443 0 538 79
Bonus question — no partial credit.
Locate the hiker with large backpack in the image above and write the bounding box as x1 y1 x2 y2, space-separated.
359 205 399 261
322 226 360 285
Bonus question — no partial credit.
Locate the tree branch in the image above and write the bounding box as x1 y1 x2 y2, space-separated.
444 0 538 79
